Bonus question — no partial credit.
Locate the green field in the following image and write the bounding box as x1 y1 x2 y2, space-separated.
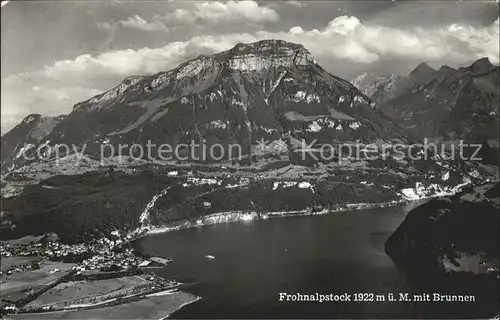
26 275 150 309
0 261 75 303
0 256 43 272
7 291 198 319
1 235 45 246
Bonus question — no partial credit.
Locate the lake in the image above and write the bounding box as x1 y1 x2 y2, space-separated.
132 202 486 318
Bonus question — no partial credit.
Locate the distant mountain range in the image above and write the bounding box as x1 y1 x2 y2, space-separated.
352 58 499 164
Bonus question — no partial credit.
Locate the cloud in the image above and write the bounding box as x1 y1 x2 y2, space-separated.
325 16 361 36
274 16 499 64
104 1 278 35
2 15 498 133
284 1 306 8
163 1 279 25
1 83 102 133
289 26 304 35
119 15 169 32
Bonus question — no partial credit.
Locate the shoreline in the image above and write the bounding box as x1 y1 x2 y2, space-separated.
132 198 415 240
162 296 202 320
128 177 479 243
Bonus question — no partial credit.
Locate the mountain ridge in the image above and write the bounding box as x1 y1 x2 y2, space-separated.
2 39 407 172
379 59 499 164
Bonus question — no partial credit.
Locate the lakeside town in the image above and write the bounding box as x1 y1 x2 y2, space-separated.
0 232 198 319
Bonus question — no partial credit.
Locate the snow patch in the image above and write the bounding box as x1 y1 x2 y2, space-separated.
209 92 217 102
348 122 361 130
307 121 322 132
207 120 228 130
231 98 245 110
293 90 306 101
187 177 222 186
272 181 298 190
306 93 321 103
469 169 480 178
353 95 366 104
441 171 450 181
23 115 38 124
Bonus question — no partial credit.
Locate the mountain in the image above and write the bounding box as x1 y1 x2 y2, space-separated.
351 72 404 105
360 74 411 105
380 58 499 164
408 62 437 86
352 59 499 164
1 114 66 172
351 63 439 105
350 72 380 93
386 182 499 312
1 40 405 172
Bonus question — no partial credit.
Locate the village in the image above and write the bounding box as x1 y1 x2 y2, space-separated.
0 233 196 319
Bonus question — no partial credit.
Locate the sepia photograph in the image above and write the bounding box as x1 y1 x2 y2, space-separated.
0 0 499 319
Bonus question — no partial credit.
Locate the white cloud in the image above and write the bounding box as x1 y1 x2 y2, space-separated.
284 1 306 8
106 1 278 35
2 16 498 133
163 1 279 25
276 16 499 64
119 15 169 32
289 26 304 35
325 16 361 35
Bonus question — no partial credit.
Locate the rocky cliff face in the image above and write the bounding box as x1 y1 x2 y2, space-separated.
351 72 380 95
356 74 411 105
2 40 405 172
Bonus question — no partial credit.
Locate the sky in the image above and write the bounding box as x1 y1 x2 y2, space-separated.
1 0 499 134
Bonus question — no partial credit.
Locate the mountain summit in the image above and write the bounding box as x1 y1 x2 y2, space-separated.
470 57 494 74
408 62 437 86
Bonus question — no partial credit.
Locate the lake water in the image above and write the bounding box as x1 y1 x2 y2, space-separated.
132 202 487 318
